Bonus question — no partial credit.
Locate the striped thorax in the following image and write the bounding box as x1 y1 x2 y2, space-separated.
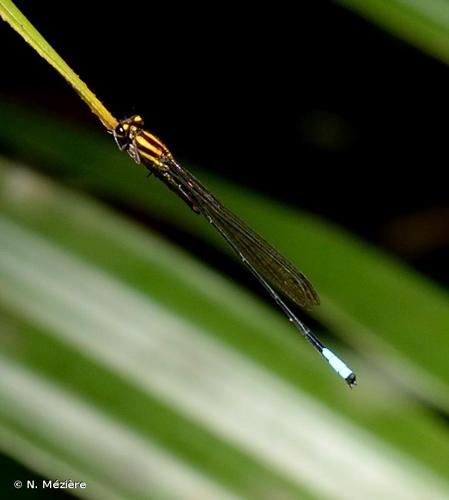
113 115 171 169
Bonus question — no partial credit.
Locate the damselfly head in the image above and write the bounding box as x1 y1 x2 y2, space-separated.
113 115 145 151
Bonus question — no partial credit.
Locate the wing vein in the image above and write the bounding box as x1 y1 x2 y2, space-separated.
166 160 320 309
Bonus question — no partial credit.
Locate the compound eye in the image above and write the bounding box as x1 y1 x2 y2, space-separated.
116 124 128 138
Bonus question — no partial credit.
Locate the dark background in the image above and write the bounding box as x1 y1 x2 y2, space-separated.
1 0 448 284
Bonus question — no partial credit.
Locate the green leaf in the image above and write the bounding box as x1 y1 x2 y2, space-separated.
338 0 449 64
1 102 449 498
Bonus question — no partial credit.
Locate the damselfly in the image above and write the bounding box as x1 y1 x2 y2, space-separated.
112 115 356 387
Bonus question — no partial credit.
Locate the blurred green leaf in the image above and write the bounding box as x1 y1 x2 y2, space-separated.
0 99 449 497
338 0 449 64
0 161 321 499
1 158 449 499
1 101 449 404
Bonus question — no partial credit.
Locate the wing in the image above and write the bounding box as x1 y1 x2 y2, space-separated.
200 201 320 309
164 159 320 309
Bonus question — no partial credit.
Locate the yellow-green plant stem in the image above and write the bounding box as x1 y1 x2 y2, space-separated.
0 0 117 130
